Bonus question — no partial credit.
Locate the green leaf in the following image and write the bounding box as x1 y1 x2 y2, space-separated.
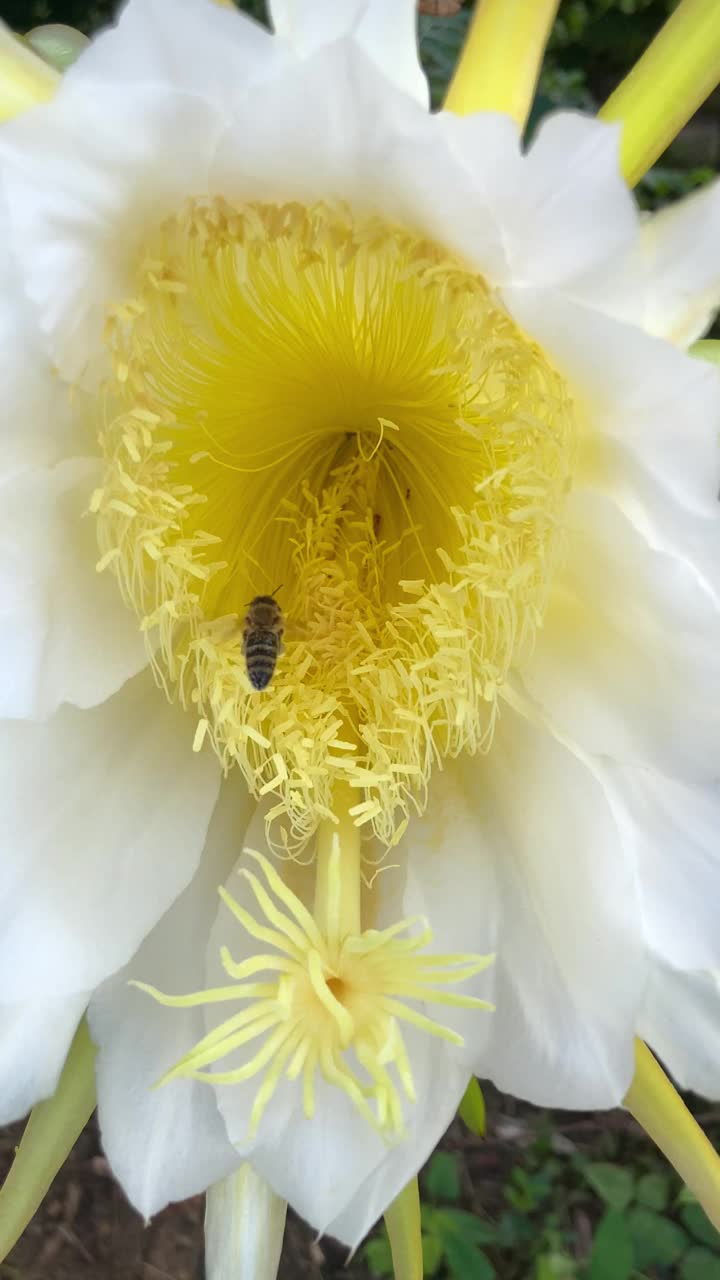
586 1211 634 1280
682 1202 720 1250
626 1207 687 1268
363 1235 394 1277
433 1208 499 1246
681 1246 720 1280
442 1235 496 1280
537 1253 577 1280
421 1231 444 1277
583 1163 635 1212
635 1172 669 1212
496 1210 535 1248
423 1151 461 1203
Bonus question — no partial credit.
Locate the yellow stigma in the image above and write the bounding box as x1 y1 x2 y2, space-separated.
135 792 493 1140
94 198 576 847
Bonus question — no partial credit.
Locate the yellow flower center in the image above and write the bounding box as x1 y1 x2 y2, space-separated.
135 790 493 1139
93 198 576 848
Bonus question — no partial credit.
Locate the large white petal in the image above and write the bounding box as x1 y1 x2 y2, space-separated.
0 993 88 1125
224 1033 468 1244
0 83 222 382
0 457 147 720
0 669 221 1002
89 779 253 1217
437 704 645 1108
603 766 720 972
526 491 720 782
639 963 720 1100
639 179 720 346
442 111 636 291
586 438 720 605
269 0 428 107
72 0 282 104
323 1057 467 1249
503 287 720 518
0 210 87 474
212 44 507 283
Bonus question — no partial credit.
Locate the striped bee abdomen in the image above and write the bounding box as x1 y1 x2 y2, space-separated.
243 595 284 691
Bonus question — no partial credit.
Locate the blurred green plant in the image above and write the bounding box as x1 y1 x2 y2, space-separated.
363 1125 720 1280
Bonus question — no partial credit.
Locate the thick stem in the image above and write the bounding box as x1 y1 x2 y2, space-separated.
0 1017 96 1262
599 0 720 186
625 1040 720 1230
384 1177 423 1280
0 21 58 121
444 0 560 127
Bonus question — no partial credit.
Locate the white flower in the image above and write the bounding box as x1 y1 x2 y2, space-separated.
2 0 720 1261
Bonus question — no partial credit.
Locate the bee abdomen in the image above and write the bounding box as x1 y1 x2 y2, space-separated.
244 629 281 691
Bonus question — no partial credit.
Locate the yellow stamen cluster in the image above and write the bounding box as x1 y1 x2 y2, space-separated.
136 847 493 1140
93 198 576 848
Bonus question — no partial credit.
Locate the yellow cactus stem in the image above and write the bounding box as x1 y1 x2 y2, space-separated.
136 784 494 1141
625 1039 720 1231
25 24 89 73
599 0 720 187
444 0 560 126
0 21 59 122
0 1018 97 1263
691 340 720 368
204 1164 287 1280
458 1076 486 1137
384 1176 423 1280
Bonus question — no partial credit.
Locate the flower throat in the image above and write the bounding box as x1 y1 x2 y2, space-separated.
94 197 576 848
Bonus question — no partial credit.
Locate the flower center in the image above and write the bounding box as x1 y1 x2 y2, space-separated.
135 790 493 1140
94 198 576 847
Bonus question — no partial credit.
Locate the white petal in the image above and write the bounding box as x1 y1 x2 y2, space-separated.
0 84 222 382
0 457 147 720
604 767 720 972
0 993 87 1125
526 491 720 781
441 111 636 290
89 779 253 1217
587 439 720 605
640 179 720 346
0 213 87 474
72 0 282 103
322 1055 467 1248
211 44 504 281
269 0 427 106
238 1036 467 1244
512 113 635 288
0 669 221 1002
205 1165 287 1280
503 287 720 517
436 704 644 1108
639 963 720 1100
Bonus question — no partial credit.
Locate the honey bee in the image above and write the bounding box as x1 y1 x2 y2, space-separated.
243 594 283 691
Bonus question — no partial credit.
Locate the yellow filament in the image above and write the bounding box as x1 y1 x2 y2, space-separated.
95 198 576 850
444 0 560 126
625 1039 720 1231
599 0 720 186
